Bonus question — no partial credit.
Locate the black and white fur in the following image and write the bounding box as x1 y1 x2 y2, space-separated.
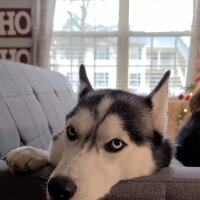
6 65 173 200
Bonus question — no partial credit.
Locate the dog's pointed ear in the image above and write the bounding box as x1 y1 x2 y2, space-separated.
79 64 93 100
148 70 170 134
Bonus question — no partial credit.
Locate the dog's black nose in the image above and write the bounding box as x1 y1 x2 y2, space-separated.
48 176 77 200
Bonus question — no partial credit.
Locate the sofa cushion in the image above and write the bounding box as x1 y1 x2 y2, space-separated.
0 99 20 159
0 60 76 158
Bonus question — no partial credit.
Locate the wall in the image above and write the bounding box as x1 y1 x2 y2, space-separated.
0 0 32 64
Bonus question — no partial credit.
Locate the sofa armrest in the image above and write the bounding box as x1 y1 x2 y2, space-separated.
0 160 54 200
1 159 200 200
105 165 200 200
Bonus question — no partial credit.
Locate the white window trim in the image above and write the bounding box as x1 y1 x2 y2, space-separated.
51 0 192 94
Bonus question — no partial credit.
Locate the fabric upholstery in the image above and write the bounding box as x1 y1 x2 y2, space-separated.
0 60 76 159
104 162 200 200
0 160 54 200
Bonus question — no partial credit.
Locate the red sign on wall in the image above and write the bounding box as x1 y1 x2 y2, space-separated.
0 9 31 37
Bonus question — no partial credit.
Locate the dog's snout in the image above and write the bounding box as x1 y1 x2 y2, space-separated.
48 176 77 200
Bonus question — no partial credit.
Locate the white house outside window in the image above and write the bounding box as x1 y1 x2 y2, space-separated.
50 0 194 95
94 72 109 88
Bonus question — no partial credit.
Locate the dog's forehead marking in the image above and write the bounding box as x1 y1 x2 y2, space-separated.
97 97 113 119
69 97 113 136
69 108 94 136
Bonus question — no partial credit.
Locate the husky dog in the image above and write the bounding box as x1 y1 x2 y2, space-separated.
6 65 172 200
176 85 200 166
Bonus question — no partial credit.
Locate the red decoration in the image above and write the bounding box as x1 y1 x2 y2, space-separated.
178 94 184 100
185 94 191 101
196 77 200 83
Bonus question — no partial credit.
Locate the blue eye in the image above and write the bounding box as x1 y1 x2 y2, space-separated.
105 139 127 153
67 126 77 141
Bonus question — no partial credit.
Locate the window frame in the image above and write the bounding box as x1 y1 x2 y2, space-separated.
51 0 192 95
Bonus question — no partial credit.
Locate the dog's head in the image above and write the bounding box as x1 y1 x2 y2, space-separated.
47 65 172 200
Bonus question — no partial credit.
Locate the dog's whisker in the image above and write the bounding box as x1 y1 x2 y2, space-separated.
40 174 50 180
39 183 48 192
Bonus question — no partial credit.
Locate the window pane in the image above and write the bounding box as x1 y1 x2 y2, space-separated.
95 46 110 60
129 36 190 95
129 37 151 94
129 0 193 32
50 36 117 91
53 0 119 32
152 36 176 67
95 73 109 87
130 73 141 86
160 52 174 65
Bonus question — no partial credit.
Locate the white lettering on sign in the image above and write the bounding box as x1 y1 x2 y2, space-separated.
15 11 31 35
0 49 31 63
0 12 16 35
16 49 30 62
0 11 31 36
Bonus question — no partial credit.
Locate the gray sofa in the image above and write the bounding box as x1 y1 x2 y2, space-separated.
0 60 200 200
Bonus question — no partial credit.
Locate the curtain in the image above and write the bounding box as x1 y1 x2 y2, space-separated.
31 0 56 68
187 0 200 84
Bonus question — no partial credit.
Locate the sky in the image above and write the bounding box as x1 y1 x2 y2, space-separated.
53 0 193 32
129 0 193 32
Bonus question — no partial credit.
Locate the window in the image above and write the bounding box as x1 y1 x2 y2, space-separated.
130 73 141 86
94 73 109 87
151 52 159 65
160 52 174 65
130 47 142 60
66 72 79 91
95 46 110 60
50 0 194 96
